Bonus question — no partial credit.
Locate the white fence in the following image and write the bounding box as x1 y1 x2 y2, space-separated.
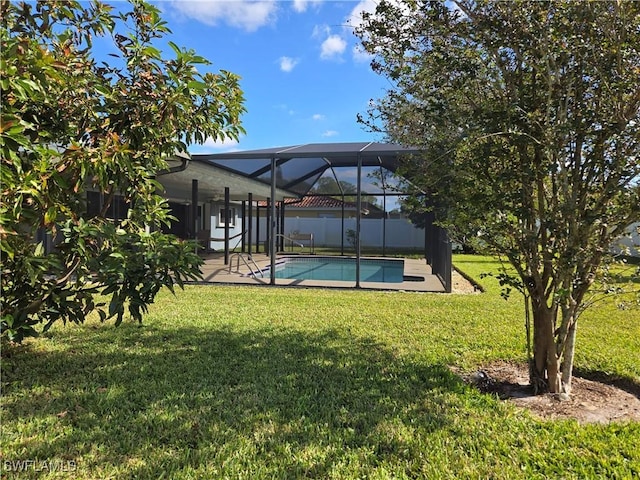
262 217 425 250
206 216 425 251
207 214 639 256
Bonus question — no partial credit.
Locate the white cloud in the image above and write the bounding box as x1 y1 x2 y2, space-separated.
170 1 278 32
312 2 374 62
279 56 298 72
322 130 338 137
352 44 373 63
204 136 240 149
312 24 331 39
312 114 325 121
346 0 381 63
292 0 323 13
320 34 346 60
346 0 378 29
275 103 295 115
189 135 241 153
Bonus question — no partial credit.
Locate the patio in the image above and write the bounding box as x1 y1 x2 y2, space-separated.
196 253 447 292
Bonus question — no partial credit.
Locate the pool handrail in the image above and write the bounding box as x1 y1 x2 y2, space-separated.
276 233 314 254
228 253 264 278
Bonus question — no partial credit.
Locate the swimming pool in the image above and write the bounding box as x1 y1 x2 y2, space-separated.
264 256 405 283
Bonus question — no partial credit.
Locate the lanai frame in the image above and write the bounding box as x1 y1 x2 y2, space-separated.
192 142 453 292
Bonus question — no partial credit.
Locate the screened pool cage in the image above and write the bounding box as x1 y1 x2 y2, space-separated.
157 143 453 292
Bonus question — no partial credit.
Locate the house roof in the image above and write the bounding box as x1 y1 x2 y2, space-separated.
258 196 348 209
192 142 421 197
258 195 385 214
287 196 352 209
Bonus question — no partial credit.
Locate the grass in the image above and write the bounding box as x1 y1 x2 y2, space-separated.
1 255 639 479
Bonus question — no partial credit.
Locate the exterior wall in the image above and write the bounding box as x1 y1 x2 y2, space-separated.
207 202 244 251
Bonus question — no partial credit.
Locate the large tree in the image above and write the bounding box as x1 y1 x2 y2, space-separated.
310 177 358 196
1 1 245 342
356 0 639 395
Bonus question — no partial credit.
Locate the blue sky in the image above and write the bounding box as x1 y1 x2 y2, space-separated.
141 1 388 154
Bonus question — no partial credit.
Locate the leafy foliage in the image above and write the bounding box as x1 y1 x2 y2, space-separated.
309 176 380 207
1 1 245 342
310 177 358 196
356 0 640 394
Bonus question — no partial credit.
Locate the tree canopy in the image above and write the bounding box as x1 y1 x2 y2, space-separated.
357 0 639 395
310 177 358 196
1 0 245 341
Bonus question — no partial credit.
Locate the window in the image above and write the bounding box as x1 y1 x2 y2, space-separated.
218 206 236 228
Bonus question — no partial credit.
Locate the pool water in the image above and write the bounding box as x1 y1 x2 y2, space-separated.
272 256 404 283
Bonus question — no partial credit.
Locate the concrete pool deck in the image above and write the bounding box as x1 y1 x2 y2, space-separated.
196 253 447 292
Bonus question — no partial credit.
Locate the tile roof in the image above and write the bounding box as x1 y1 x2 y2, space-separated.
286 196 356 209
258 196 354 209
258 196 384 213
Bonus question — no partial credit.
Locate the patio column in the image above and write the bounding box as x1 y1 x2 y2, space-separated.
269 157 277 285
341 193 345 256
280 201 286 252
265 198 270 255
382 193 387 257
247 193 253 256
224 186 230 265
241 200 246 253
191 179 198 240
275 202 280 252
380 165 387 257
256 202 261 253
356 153 362 288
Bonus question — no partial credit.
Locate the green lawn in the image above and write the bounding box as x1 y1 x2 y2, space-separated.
1 255 639 479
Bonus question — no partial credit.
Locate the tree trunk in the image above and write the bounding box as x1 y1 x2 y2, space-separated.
560 313 578 396
530 301 561 394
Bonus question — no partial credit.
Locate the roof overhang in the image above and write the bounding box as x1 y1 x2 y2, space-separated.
157 157 294 202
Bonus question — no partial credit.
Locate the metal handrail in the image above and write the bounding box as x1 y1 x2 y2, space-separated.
228 253 264 278
275 233 310 253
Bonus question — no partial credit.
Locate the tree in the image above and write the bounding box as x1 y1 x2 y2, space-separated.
1 1 245 342
356 0 640 395
310 177 358 196
310 176 381 207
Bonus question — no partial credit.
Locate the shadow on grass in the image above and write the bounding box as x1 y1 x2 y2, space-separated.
572 367 640 399
1 324 474 478
611 273 640 285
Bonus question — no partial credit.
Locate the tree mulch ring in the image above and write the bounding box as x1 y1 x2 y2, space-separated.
455 361 640 424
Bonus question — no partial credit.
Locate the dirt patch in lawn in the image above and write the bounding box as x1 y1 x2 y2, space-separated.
457 361 640 424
